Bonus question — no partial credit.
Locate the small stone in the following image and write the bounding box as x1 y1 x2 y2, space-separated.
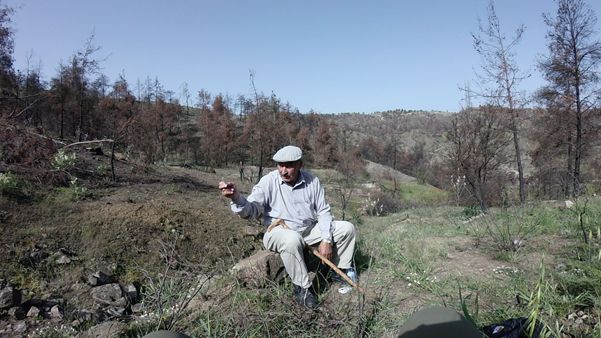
3 286 22 309
54 254 72 264
131 303 143 313
122 284 138 302
574 318 584 325
49 305 62 320
13 321 27 333
87 271 114 286
577 310 585 317
8 306 26 319
27 306 40 318
105 306 126 317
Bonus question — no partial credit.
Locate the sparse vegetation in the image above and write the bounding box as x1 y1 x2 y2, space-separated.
0 0 600 336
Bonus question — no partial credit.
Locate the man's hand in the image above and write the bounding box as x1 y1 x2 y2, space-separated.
218 181 240 200
318 240 333 261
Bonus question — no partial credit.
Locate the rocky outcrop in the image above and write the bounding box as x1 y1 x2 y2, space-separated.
0 268 142 337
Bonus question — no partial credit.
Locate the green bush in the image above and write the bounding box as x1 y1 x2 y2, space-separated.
0 171 28 200
55 178 93 201
463 205 482 218
52 149 77 171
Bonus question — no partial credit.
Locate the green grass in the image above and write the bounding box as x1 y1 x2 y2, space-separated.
396 181 448 206
133 188 601 337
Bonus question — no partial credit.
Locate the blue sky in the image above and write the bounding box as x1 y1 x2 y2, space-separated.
5 0 601 113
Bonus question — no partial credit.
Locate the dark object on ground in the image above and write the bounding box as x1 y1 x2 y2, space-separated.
293 284 318 309
142 330 192 338
481 317 546 338
396 306 483 338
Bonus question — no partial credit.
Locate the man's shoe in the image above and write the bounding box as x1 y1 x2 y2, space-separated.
335 268 358 294
293 284 318 309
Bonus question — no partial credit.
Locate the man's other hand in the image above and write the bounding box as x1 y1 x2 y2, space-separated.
218 181 239 200
318 240 333 261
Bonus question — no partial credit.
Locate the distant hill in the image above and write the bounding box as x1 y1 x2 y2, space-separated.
364 160 417 183
323 109 453 168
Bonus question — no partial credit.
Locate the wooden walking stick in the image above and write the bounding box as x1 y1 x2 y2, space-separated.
267 218 364 294
309 248 365 294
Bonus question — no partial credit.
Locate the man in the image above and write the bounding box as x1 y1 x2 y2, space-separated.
218 145 357 309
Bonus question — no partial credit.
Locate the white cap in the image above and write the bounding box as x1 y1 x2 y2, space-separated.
272 145 302 162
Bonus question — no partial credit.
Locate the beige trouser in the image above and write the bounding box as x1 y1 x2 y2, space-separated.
262 220 356 289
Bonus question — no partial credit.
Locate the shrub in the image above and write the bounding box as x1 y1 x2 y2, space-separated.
52 149 77 171
55 178 93 201
0 172 20 195
463 205 482 218
467 209 538 253
360 191 402 216
0 171 28 200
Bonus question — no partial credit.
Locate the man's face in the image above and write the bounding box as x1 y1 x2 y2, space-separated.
277 160 302 184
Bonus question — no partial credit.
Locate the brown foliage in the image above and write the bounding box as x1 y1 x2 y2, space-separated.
0 118 56 168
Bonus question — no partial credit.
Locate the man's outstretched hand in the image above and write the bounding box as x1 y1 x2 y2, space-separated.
218 181 240 200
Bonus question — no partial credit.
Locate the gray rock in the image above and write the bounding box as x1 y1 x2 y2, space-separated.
51 251 72 264
19 249 49 267
72 309 94 322
8 306 26 319
231 250 285 288
105 306 126 317
122 283 138 302
131 303 144 313
13 321 27 333
0 286 20 309
91 283 127 307
27 305 40 318
87 271 114 286
49 305 62 320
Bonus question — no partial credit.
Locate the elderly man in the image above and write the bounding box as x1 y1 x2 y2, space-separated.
218 145 357 309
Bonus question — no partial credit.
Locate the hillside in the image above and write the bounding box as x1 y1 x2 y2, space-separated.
324 109 452 156
1 140 599 336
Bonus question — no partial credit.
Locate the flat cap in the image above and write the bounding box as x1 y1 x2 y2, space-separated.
272 145 302 162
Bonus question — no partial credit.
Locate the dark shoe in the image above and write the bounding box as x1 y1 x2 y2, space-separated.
293 284 318 309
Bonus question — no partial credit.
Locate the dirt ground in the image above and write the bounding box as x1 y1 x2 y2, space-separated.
0 149 263 303
2 147 597 337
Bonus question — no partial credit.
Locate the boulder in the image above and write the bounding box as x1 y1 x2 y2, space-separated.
231 250 285 288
